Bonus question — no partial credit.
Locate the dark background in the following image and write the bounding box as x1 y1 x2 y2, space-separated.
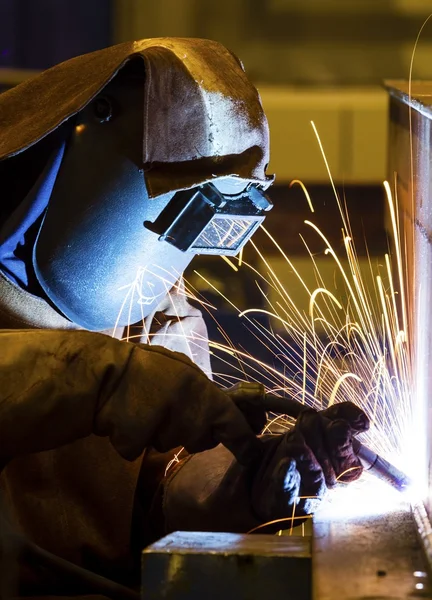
0 0 112 69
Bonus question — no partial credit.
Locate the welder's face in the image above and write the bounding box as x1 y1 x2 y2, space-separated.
33 68 272 331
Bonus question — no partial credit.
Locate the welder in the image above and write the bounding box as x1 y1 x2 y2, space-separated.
0 38 368 598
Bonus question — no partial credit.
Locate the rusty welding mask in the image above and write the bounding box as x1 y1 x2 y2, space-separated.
31 62 272 331
0 39 273 331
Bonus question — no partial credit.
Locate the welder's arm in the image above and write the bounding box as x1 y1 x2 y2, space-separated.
159 403 369 534
0 329 261 468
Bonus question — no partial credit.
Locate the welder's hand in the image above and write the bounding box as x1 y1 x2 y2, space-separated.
250 402 370 522
302 402 370 486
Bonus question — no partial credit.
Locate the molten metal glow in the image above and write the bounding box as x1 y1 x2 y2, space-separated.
317 474 410 521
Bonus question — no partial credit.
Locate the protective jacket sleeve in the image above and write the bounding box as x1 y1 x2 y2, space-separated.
0 328 134 465
0 329 260 467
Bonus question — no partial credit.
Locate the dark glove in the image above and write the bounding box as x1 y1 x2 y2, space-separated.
161 400 369 535
0 330 262 467
250 402 370 523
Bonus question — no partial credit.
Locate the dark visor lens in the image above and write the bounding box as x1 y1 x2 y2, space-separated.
191 215 263 254
144 182 272 256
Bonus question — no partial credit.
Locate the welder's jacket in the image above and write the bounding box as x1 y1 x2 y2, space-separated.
0 270 213 596
0 37 272 597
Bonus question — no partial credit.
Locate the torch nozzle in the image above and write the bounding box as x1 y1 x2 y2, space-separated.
353 440 411 493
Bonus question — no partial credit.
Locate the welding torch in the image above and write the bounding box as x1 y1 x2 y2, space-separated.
229 384 411 493
262 393 411 493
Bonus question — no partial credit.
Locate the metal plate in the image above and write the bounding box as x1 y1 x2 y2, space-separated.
142 530 311 600
313 508 431 599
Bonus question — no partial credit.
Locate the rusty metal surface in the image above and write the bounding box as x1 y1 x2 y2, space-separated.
141 530 311 600
313 508 431 599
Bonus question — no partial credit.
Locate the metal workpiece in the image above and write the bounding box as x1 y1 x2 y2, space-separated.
141 531 311 600
387 80 432 524
313 507 431 599
414 502 432 587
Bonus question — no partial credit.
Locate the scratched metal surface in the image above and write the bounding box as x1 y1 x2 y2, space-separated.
313 508 431 599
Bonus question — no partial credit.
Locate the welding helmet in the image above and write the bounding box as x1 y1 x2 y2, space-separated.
0 39 273 331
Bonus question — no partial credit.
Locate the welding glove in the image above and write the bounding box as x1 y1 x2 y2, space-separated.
0 329 262 468
162 399 369 533
250 402 370 523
